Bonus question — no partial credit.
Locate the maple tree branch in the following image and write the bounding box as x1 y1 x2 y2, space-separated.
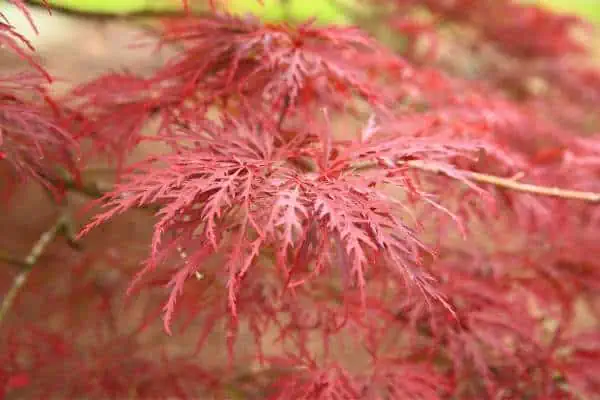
54 173 162 213
60 176 111 199
0 250 28 268
54 158 600 205
458 170 600 202
390 160 600 203
0 212 73 326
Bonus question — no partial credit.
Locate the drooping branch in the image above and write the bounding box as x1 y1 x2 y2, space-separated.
405 160 600 203
352 159 600 203
0 212 74 325
0 250 28 268
41 157 600 207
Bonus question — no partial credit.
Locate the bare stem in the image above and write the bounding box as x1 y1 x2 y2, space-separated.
0 213 72 326
0 251 28 268
61 158 600 204
395 160 600 203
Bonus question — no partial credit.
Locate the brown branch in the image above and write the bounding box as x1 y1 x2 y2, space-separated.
56 173 162 213
58 159 600 205
405 160 600 202
59 175 111 199
0 250 28 268
0 212 72 326
461 170 600 202
353 159 600 203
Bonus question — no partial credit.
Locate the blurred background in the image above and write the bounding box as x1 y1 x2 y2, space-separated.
0 1 598 398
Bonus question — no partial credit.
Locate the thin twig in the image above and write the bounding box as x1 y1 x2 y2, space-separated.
44 168 112 199
58 158 600 204
0 251 28 268
0 213 72 325
60 176 111 199
462 169 600 202
358 159 600 203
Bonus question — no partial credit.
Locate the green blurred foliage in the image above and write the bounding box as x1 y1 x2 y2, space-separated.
222 0 358 24
27 0 361 23
22 0 599 25
537 0 600 24
28 0 186 14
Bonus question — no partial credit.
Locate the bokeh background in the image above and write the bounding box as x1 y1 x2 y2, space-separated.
0 1 598 397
